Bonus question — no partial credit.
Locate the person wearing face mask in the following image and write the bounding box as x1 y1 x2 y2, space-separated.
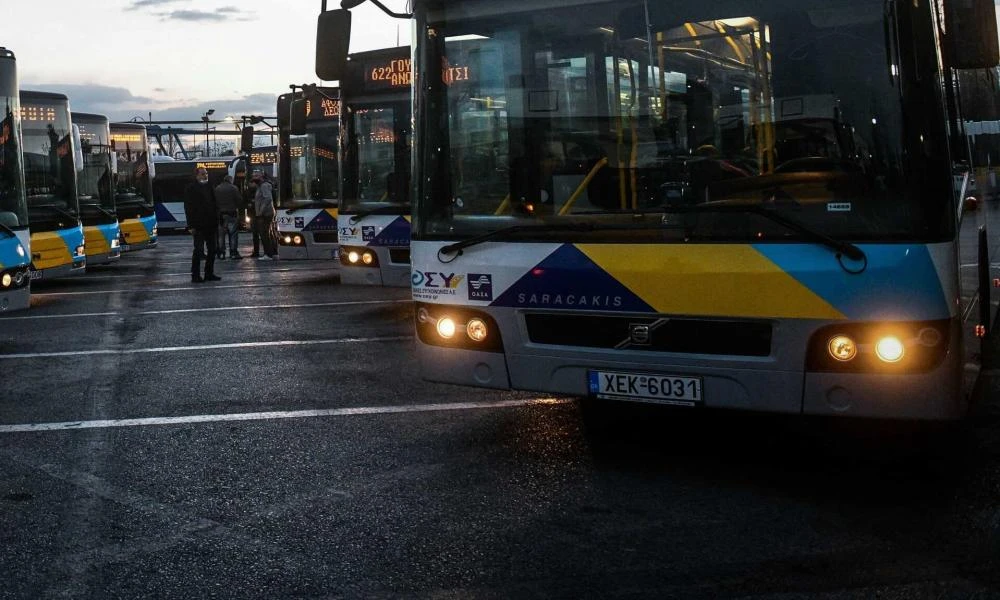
184 166 221 283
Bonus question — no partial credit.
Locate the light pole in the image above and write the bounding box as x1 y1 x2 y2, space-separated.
202 109 215 156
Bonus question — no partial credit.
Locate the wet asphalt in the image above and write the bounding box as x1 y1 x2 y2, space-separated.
2 234 1000 599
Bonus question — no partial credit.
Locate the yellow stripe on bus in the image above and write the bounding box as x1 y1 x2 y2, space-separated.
30 231 74 270
576 244 845 320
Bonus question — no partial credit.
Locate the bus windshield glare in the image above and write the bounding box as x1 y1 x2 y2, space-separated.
289 121 339 205
20 94 80 229
0 58 27 231
341 104 411 214
414 0 953 244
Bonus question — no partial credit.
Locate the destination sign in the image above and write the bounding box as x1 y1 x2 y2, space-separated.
20 105 58 123
250 151 277 165
363 58 473 91
196 161 228 170
110 133 143 144
305 98 340 120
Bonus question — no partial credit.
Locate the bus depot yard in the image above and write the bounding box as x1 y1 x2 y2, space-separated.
0 234 998 598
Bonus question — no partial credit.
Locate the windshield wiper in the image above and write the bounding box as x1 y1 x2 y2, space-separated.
578 204 865 263
348 204 411 224
440 205 867 273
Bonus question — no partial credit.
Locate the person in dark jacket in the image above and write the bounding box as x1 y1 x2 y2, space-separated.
184 167 221 283
215 175 243 259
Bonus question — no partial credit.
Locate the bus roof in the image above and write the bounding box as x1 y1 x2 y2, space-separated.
20 90 69 102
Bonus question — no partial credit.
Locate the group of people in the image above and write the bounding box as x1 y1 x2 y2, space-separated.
183 166 279 283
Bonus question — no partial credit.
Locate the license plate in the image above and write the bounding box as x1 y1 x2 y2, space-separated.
588 370 703 406
29 270 42 281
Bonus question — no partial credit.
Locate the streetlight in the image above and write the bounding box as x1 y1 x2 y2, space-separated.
202 109 215 156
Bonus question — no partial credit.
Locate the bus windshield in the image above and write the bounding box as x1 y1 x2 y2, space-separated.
288 122 339 205
111 126 154 217
414 0 954 244
0 58 27 230
20 94 79 230
76 117 116 220
341 103 411 215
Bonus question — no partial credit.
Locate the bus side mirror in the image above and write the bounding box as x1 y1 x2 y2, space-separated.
316 8 351 81
947 0 1000 69
241 126 255 153
290 98 308 136
72 125 85 173
110 150 118 175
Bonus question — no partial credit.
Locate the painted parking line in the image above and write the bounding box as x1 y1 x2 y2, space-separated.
0 299 411 321
0 398 572 433
0 335 413 359
31 282 289 297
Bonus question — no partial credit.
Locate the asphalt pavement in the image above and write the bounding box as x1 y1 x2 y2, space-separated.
2 234 1000 599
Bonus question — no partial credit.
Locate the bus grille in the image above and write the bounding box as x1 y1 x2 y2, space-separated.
389 248 411 264
524 314 772 357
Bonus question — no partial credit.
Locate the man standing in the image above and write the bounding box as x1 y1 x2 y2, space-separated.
253 172 278 259
184 167 221 283
215 175 243 259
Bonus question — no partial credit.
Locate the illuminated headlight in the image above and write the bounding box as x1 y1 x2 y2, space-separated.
111 239 121 249
293 235 302 245
827 335 857 362
466 318 489 342
283 235 292 244
347 251 360 264
436 317 457 339
152 226 158 235
361 252 374 265
1 273 10 288
75 245 85 257
875 336 905 363
244 215 251 224
16 244 25 257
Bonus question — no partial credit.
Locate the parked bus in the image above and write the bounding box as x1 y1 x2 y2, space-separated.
322 0 1000 420
73 112 120 266
20 90 85 279
337 47 413 286
152 156 230 231
0 48 31 312
110 122 157 251
274 88 342 260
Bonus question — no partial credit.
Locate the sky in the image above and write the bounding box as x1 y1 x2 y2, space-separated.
0 0 411 123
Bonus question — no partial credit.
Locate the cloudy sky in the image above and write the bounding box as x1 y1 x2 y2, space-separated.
1 0 411 122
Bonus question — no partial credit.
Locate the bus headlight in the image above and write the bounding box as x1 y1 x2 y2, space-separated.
361 252 374 265
1 273 11 288
436 317 457 339
340 246 379 267
347 251 360 264
75 245 85 257
111 238 121 249
293 235 302 245
827 335 857 362
466 318 489 342
283 235 292 244
414 303 504 352
875 336 904 363
807 320 950 373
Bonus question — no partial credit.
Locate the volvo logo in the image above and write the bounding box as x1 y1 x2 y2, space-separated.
629 324 652 345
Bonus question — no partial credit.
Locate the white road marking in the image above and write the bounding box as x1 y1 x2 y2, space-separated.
0 398 571 433
31 282 286 297
0 335 412 359
0 299 410 321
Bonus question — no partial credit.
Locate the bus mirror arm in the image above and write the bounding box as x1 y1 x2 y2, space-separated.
341 0 411 19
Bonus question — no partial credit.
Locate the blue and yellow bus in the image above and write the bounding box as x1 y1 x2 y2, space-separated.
0 48 31 312
324 0 1000 420
275 88 342 260
110 123 157 251
20 90 85 280
337 46 412 286
73 112 120 266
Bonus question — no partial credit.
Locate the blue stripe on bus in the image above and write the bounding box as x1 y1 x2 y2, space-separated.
754 243 950 321
0 236 29 269
154 203 179 222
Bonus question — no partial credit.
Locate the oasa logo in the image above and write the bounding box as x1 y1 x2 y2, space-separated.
467 273 493 301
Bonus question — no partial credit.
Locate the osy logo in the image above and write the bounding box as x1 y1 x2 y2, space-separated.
412 271 463 289
339 226 358 237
